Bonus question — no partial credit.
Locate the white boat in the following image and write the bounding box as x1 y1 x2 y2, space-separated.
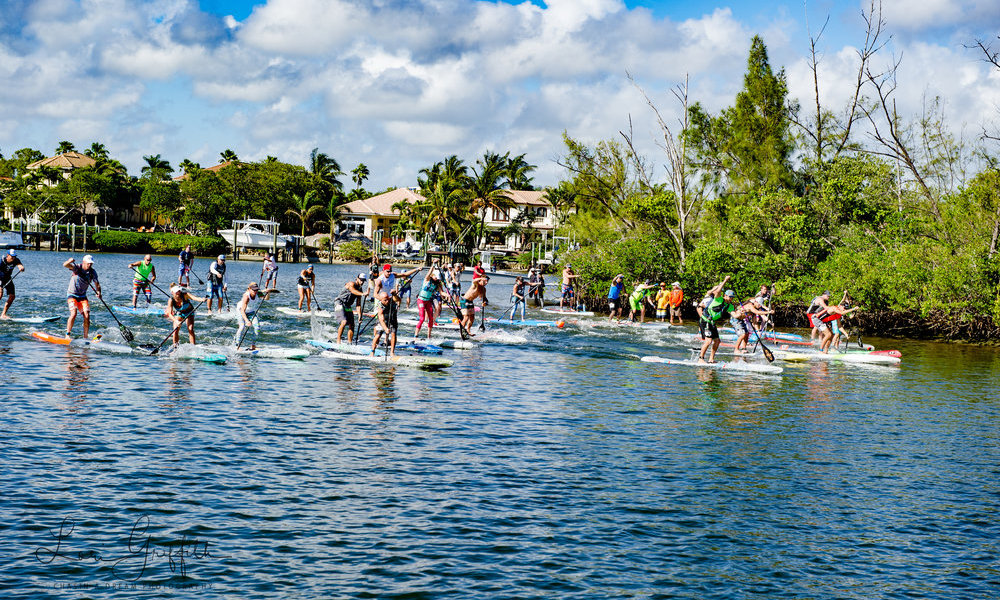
217 219 293 250
0 231 24 249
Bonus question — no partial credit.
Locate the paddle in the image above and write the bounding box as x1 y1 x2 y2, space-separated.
311 287 324 312
149 298 207 355
353 293 368 344
478 300 486 332
86 278 134 343
735 292 773 363
223 289 231 312
445 294 471 340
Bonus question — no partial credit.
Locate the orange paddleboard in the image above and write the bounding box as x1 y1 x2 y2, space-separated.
31 331 71 345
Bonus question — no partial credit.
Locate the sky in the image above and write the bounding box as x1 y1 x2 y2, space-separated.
1 0 999 191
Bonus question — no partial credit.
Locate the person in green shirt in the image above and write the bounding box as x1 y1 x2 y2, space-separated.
128 255 156 308
627 280 657 323
698 276 734 363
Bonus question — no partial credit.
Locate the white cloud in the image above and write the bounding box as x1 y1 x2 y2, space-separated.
879 0 1000 32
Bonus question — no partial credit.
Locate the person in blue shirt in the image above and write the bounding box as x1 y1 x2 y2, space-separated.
607 274 625 322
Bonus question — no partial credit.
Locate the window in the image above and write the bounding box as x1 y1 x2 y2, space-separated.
535 207 548 218
491 207 509 222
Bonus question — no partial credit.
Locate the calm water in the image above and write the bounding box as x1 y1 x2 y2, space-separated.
2 251 999 598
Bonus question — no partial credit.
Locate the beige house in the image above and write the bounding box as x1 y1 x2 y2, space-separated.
479 190 555 252
338 187 424 239
27 151 96 184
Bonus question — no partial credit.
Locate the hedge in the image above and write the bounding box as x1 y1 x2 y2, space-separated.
91 231 228 255
337 240 371 262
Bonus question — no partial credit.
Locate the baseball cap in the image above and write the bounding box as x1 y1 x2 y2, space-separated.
724 289 735 297
82 254 94 264
822 290 831 296
248 282 259 290
357 272 367 280
218 254 226 260
306 264 313 269
383 264 392 271
7 249 16 257
671 281 680 287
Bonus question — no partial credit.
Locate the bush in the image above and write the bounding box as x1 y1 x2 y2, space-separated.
92 230 227 255
516 253 534 269
315 236 330 250
338 240 370 262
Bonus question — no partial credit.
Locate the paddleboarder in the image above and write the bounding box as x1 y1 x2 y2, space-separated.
510 276 527 321
165 284 206 346
374 264 421 299
370 289 401 358
0 249 25 319
559 264 578 310
296 265 316 311
806 290 831 341
460 274 489 333
236 282 272 350
262 252 279 289
607 274 625 322
207 255 228 313
64 255 100 338
697 275 733 363
334 273 366 344
732 299 774 354
178 244 193 286
819 291 861 353
414 269 446 341
627 280 657 323
127 255 156 308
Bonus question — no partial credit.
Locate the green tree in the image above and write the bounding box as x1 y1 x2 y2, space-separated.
84 142 109 161
141 154 173 181
285 190 322 237
220 149 239 163
55 141 76 154
351 163 370 190
308 148 343 202
504 153 536 190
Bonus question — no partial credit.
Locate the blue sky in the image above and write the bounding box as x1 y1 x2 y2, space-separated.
1 0 998 191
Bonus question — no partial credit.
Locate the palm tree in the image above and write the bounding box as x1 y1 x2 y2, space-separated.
84 142 109 161
55 141 76 155
351 163 370 190
219 149 238 163
178 159 200 174
308 148 343 201
317 193 344 263
285 190 321 237
468 151 514 249
141 154 173 180
504 153 537 190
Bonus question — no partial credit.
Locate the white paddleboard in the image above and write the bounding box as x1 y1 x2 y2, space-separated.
236 347 309 359
640 355 783 375
540 308 595 317
6 315 61 324
319 349 453 370
276 307 334 318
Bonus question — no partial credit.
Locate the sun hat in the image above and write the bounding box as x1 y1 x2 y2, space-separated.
671 281 680 287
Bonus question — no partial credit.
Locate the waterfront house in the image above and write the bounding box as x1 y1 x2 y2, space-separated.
26 151 96 184
478 190 555 253
338 187 423 241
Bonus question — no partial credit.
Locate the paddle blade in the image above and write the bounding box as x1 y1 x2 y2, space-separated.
762 344 775 362
120 325 135 342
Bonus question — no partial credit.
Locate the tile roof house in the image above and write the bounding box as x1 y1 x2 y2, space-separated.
171 161 236 181
479 190 555 252
338 188 425 240
26 152 97 186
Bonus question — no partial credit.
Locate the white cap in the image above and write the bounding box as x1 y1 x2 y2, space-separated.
82 254 94 264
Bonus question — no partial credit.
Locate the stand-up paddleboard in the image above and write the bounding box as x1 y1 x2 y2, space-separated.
276 307 334 318
640 355 783 375
236 347 309 360
31 330 72 345
723 327 804 342
396 316 464 331
776 349 901 365
31 331 135 354
318 349 453 370
115 305 163 316
307 338 445 355
5 316 60 324
416 338 477 350
165 346 227 364
487 317 564 328
540 308 595 317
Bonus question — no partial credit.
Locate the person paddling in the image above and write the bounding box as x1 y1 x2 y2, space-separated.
818 291 861 353
414 269 446 340
207 255 228 313
732 298 773 354
262 252 279 289
165 284 206 346
370 290 401 357
627 280 657 323
607 274 625 322
128 255 156 308
334 273 366 344
236 282 273 349
0 249 25 319
460 274 489 334
64 255 100 338
559 264 578 310
178 244 194 286
806 290 831 341
296 265 316 311
697 276 733 363
509 276 527 321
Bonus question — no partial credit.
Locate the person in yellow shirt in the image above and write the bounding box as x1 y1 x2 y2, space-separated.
655 282 671 322
669 281 684 325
